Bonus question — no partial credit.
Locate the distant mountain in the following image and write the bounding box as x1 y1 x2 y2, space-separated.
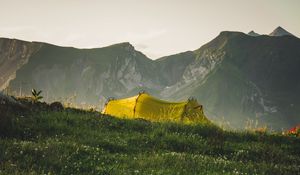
1 29 300 130
3 41 163 106
248 30 260 37
156 31 299 129
269 26 294 37
171 32 300 129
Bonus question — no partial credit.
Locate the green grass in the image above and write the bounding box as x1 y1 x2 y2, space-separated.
0 109 299 174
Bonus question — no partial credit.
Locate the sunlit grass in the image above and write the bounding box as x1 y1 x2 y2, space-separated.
0 109 299 174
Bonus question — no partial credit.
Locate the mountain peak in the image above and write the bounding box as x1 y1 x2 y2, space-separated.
269 26 294 37
248 30 260 37
107 42 135 52
114 42 134 47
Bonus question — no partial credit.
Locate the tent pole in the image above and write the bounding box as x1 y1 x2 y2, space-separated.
181 103 188 122
133 93 143 117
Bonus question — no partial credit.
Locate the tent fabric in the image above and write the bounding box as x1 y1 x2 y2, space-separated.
102 93 210 124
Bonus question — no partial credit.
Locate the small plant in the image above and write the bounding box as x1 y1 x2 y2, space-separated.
31 89 43 103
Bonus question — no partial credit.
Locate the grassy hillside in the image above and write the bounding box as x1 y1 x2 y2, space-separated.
0 99 299 174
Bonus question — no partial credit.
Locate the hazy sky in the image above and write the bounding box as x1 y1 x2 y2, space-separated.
0 0 299 59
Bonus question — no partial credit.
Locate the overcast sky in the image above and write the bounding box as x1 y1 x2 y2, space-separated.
0 0 299 59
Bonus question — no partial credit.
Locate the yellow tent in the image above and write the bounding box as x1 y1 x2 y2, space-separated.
102 92 210 124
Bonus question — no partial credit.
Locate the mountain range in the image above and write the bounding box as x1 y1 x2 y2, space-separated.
1 26 299 130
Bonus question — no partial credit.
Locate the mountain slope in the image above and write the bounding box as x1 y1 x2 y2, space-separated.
7 42 162 106
155 51 196 86
0 38 42 90
186 32 300 129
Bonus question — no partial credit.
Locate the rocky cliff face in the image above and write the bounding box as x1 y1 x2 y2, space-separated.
187 32 300 129
1 28 300 130
5 42 164 107
158 31 300 129
0 38 42 90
